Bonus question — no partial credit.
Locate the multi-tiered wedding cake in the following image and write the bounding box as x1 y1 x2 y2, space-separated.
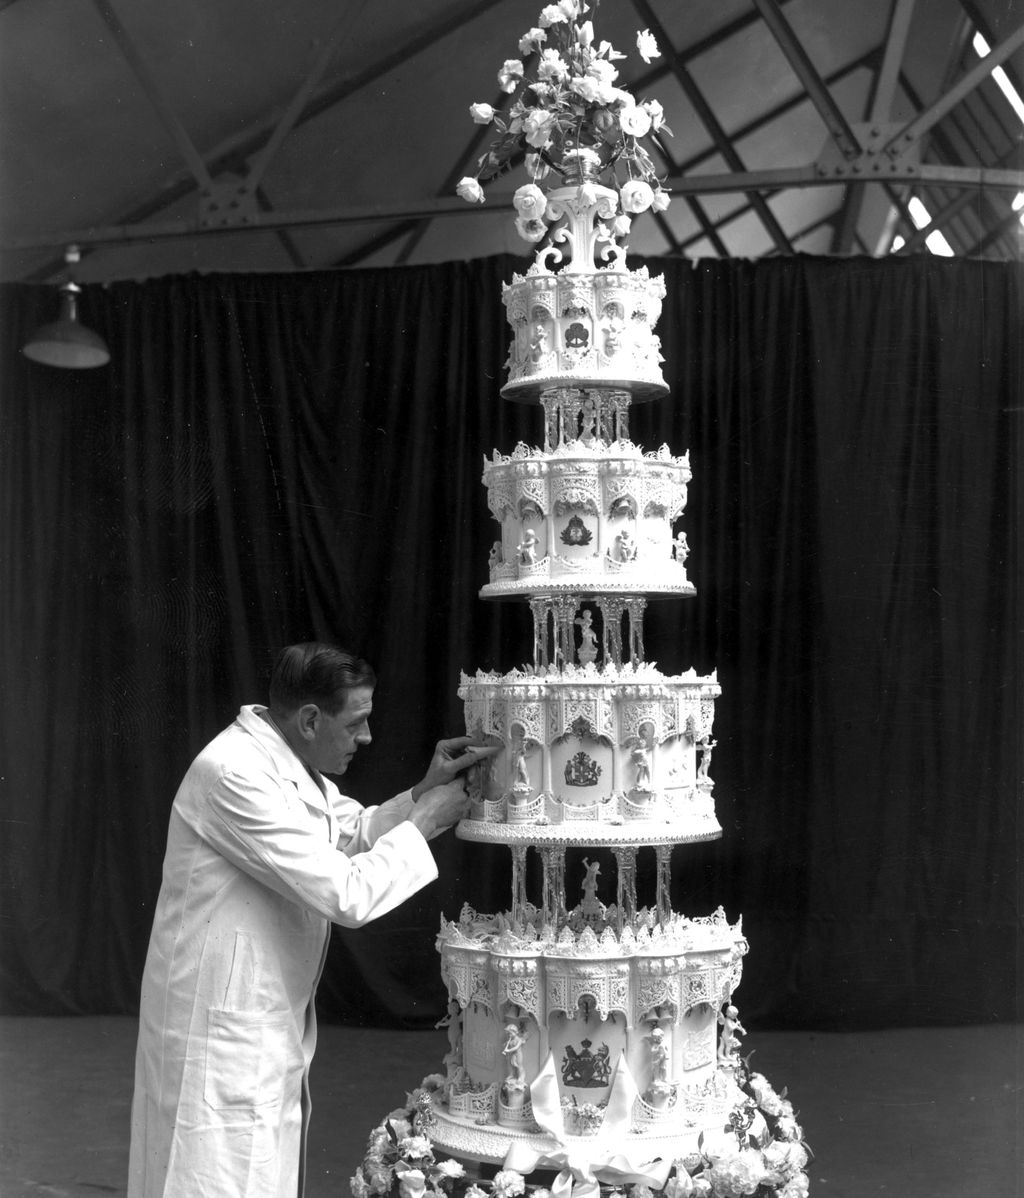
353 8 809 1198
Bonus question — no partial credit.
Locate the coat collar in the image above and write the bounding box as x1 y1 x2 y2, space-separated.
236 705 335 831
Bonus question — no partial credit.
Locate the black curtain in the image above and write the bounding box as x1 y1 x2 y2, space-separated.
0 255 1018 1030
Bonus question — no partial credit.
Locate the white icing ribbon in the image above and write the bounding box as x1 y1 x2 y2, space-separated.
503 1052 672 1197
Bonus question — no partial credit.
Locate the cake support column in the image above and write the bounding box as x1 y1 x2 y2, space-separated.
655 845 673 926
540 846 566 928
612 846 638 932
511 844 529 926
626 596 647 664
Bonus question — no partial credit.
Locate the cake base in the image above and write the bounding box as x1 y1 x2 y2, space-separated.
426 1100 712 1170
456 817 721 847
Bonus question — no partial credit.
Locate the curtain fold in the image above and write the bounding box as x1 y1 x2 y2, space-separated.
0 255 1017 1028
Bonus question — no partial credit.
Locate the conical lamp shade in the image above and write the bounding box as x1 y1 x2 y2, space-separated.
23 283 110 369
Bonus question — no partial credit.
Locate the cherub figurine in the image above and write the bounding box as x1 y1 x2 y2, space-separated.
631 744 651 790
581 858 601 902
437 999 464 1082
575 608 598 665
697 736 717 780
647 1026 670 1084
717 1003 746 1064
502 1023 526 1086
518 528 539 564
615 527 636 563
528 319 549 364
673 531 689 564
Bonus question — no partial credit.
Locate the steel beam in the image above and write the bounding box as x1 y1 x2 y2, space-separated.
751 0 863 158
882 23 1024 158
90 0 213 190
244 15 353 194
630 0 794 253
832 0 918 254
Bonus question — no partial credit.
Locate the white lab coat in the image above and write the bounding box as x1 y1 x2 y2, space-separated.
128 705 439 1198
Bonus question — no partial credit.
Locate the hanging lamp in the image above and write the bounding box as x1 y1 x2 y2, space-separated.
22 247 110 369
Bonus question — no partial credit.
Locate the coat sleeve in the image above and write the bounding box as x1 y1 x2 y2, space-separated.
333 788 417 856
194 767 438 927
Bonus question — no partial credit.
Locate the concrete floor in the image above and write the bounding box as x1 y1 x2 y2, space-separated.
0 1017 1019 1197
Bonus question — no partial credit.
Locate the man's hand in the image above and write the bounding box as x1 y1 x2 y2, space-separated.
411 736 500 802
407 779 472 840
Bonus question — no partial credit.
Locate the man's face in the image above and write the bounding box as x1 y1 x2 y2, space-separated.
309 685 374 776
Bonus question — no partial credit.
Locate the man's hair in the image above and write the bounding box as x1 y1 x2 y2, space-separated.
268 643 376 716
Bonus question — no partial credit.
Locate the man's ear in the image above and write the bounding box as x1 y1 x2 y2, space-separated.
296 704 321 741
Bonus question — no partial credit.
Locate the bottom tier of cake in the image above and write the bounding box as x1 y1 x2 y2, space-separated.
352 1055 811 1198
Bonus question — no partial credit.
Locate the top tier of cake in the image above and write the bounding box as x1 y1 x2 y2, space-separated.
500 183 668 401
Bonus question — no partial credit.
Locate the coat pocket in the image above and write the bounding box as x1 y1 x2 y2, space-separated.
204 1007 293 1111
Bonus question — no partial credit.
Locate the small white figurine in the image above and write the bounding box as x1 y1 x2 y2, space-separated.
511 737 531 793
631 744 651 790
717 1003 746 1064
697 736 716 780
647 1026 670 1084
575 608 598 666
581 858 601 903
615 528 636 563
502 1023 526 1086
529 320 549 364
518 528 539 564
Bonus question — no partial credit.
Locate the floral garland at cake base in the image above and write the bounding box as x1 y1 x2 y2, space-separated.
351 1058 811 1198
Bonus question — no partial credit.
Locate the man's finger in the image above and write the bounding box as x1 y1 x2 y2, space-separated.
448 744 501 775
435 735 475 755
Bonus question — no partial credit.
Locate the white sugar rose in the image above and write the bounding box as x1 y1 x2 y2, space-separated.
537 48 569 82
620 179 654 213
636 29 660 63
498 59 524 93
523 107 556 148
749 1072 784 1115
396 1168 426 1198
779 1173 810 1198
651 188 671 213
764 1139 809 1180
586 57 619 87
569 75 603 104
664 1171 694 1198
706 1147 767 1196
469 102 495 124
513 183 548 221
492 1170 526 1198
539 4 569 27
776 1113 804 1141
434 1159 466 1179
456 177 485 204
518 27 546 54
398 1134 432 1159
643 98 666 131
515 216 548 243
619 103 652 137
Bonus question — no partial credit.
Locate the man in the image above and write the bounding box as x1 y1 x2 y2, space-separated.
128 642 494 1197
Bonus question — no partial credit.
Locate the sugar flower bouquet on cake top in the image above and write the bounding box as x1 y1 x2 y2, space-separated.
455 0 672 243
350 1061 812 1198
